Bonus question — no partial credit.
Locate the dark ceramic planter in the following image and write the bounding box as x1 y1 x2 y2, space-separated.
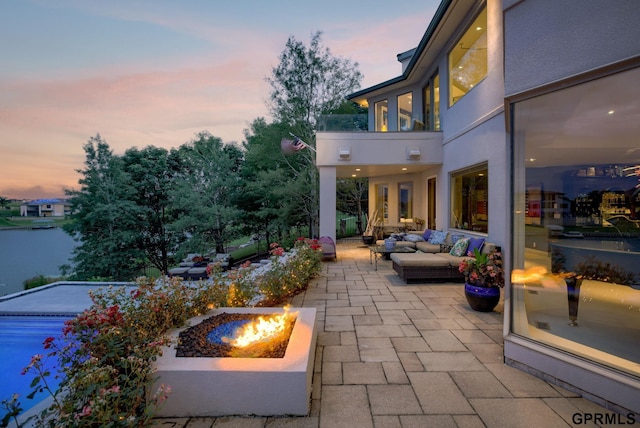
362 235 375 245
464 282 500 312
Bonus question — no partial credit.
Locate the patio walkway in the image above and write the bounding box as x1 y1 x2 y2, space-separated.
151 241 610 428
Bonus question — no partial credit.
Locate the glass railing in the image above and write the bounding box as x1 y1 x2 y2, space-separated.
317 114 368 132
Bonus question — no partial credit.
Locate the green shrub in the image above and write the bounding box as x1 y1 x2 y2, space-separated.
23 275 63 290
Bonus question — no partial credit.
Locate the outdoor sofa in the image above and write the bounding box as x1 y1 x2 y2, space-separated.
376 230 496 283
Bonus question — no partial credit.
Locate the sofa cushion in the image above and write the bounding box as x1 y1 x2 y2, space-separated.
404 233 425 243
466 237 485 255
449 237 470 257
422 229 432 240
436 253 474 266
428 230 448 245
390 253 450 267
376 239 416 248
415 242 441 253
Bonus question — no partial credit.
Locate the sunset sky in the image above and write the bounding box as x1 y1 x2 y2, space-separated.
0 0 439 199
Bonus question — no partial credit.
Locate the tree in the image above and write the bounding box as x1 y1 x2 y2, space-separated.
264 31 363 237
336 177 369 234
64 135 144 280
121 146 181 274
170 132 243 256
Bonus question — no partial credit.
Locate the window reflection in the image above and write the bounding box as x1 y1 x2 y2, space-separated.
512 68 640 377
451 164 488 233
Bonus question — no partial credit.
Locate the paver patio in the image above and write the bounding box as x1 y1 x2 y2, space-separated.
151 241 612 428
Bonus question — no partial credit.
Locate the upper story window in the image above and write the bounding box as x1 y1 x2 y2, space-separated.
374 100 388 132
423 72 440 131
397 92 412 131
448 7 487 106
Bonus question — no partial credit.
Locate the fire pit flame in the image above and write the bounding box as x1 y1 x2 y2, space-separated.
224 305 298 348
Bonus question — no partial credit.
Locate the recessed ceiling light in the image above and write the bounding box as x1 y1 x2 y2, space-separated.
351 174 357 177
528 158 536 162
355 168 361 171
402 167 408 171
608 110 615 115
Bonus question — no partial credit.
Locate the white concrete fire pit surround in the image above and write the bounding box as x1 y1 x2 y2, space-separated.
152 307 317 417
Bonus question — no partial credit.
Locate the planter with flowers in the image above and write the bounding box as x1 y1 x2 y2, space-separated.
458 248 504 312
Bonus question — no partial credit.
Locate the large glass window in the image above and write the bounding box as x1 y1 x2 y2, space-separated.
398 182 413 221
511 67 640 377
374 100 388 132
375 184 389 222
423 72 440 131
397 92 412 131
451 164 488 233
449 7 487 106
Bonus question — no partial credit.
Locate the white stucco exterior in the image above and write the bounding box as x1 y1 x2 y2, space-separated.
315 0 640 414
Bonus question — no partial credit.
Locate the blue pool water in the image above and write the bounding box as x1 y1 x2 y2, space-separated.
0 316 71 419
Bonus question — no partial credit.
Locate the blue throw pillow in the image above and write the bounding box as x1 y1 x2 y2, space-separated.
466 237 485 256
451 234 465 244
422 229 432 241
428 230 448 245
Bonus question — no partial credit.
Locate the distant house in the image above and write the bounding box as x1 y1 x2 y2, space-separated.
20 198 70 217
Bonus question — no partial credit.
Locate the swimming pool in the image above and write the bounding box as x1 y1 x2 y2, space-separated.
0 316 71 420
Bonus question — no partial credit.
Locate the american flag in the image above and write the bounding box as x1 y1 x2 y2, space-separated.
281 136 307 154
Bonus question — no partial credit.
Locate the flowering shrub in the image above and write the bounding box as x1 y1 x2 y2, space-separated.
458 248 504 288
258 239 323 306
4 238 325 427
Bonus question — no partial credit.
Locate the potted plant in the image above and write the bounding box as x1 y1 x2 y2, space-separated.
458 248 504 311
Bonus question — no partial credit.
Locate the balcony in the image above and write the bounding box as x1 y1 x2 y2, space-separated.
315 115 443 178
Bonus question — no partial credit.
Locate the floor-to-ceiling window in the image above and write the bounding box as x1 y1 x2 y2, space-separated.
375 100 388 132
511 67 640 377
376 184 389 223
423 72 440 131
397 92 412 131
451 164 488 233
398 182 413 221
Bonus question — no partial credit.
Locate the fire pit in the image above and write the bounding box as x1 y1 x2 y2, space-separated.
152 307 317 417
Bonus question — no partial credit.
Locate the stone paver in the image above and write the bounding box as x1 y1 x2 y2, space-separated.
368 385 422 415
146 243 616 427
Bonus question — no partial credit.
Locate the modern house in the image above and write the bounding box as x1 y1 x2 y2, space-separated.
317 0 640 414
20 198 70 217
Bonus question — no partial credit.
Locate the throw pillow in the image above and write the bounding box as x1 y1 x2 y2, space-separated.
422 229 432 241
428 230 448 245
466 237 485 256
404 233 425 242
451 234 465 243
449 237 470 257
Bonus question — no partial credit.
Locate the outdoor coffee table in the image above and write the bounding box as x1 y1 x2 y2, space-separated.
369 245 416 271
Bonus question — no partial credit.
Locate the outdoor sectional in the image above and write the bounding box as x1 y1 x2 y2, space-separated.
375 231 496 283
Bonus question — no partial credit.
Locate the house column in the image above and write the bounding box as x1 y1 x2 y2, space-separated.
318 166 337 242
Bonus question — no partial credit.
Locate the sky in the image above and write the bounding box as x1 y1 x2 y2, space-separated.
0 0 440 200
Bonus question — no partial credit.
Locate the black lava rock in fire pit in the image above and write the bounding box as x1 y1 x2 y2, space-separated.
175 312 295 358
